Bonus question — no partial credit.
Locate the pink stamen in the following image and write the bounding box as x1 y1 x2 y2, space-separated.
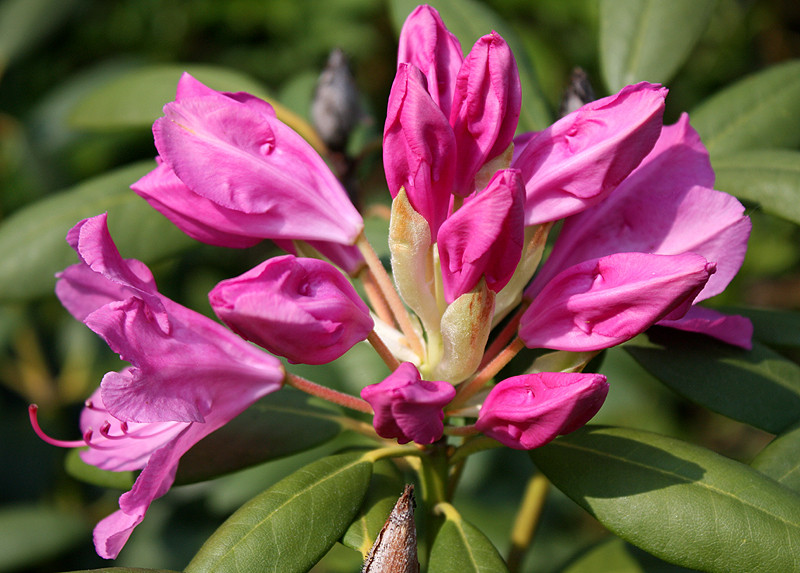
28 404 87 449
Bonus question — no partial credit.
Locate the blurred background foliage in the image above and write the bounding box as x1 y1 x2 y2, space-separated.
1 0 800 571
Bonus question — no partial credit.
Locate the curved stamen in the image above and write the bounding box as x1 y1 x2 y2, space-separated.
28 404 87 449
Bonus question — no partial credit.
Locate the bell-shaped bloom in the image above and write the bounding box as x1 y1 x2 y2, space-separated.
137 73 363 248
513 82 667 225
398 4 463 118
384 63 457 238
519 252 716 352
361 362 456 444
526 115 752 347
449 32 521 196
48 214 285 558
437 169 524 303
209 255 373 365
475 372 609 450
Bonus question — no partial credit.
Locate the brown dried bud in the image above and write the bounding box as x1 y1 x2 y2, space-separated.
312 48 362 152
559 67 595 118
361 485 419 573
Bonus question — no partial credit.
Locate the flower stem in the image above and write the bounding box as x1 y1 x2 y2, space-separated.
507 472 550 573
367 330 401 371
284 372 372 414
356 232 426 359
359 267 394 326
449 435 503 464
480 303 527 370
449 336 525 408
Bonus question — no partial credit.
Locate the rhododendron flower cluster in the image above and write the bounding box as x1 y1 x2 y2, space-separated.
31 4 751 560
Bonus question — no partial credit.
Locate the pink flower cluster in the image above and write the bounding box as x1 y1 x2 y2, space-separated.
32 3 751 560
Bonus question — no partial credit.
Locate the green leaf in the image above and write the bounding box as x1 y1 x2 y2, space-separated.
66 64 324 151
341 459 406 557
712 149 800 226
624 329 800 434
65 448 135 490
724 306 800 348
64 569 180 573
185 451 373 573
599 0 716 92
175 388 343 484
428 502 509 573
0 505 88 571
531 425 800 573
690 59 800 155
0 0 78 76
388 0 552 131
562 536 695 573
0 161 194 302
751 422 800 493
68 65 268 131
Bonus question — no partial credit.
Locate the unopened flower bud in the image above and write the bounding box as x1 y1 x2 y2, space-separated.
476 372 609 450
361 362 455 444
209 255 373 365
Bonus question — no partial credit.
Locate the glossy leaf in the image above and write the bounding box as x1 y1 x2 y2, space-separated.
389 0 552 131
690 59 800 155
723 306 800 348
0 505 87 571
531 425 800 573
0 0 78 75
562 536 695 573
428 502 509 573
64 569 180 573
713 149 800 226
624 329 800 434
0 161 194 302
67 64 324 152
341 459 406 557
65 448 135 490
751 422 800 493
176 388 343 484
599 0 716 92
185 451 373 573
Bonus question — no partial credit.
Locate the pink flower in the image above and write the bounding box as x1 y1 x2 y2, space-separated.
525 115 752 348
398 4 463 118
383 63 457 237
449 32 521 196
475 372 609 450
41 214 285 559
512 82 667 225
437 168 525 303
133 73 363 249
209 255 374 365
519 252 716 352
361 363 456 444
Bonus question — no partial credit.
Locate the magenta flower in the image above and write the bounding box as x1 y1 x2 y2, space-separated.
361 362 456 444
519 252 716 352
449 31 521 196
209 255 374 365
132 73 364 263
512 82 667 226
383 62 457 237
475 372 609 450
398 4 462 117
41 213 285 558
524 114 752 348
437 168 525 303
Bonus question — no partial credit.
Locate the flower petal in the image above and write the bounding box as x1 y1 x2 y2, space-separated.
438 169 524 303
383 63 457 237
520 252 715 351
657 305 754 350
513 82 666 225
449 32 521 196
476 372 608 449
